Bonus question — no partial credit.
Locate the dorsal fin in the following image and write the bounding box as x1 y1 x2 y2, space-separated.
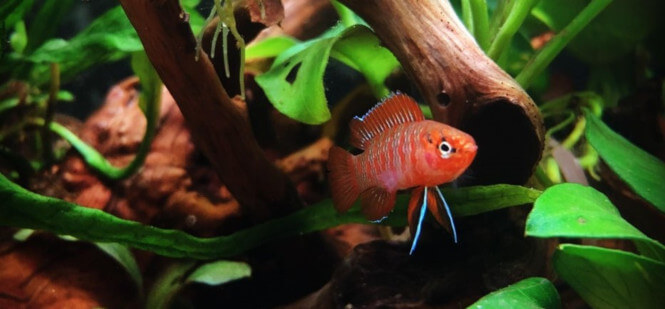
349 93 425 149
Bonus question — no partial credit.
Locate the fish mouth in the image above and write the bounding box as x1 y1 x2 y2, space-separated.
463 143 478 153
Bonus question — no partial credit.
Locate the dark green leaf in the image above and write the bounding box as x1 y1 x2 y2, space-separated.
246 36 299 60
186 260 251 285
26 6 143 84
0 171 535 259
526 183 665 262
554 244 665 309
0 0 34 30
585 110 665 213
25 0 76 52
532 0 662 64
469 277 561 309
255 25 398 124
95 243 143 292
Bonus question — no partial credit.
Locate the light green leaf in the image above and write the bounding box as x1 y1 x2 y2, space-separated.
95 243 143 292
585 110 665 213
26 6 143 84
526 183 665 262
554 244 665 309
186 260 251 285
246 36 299 60
9 20 27 54
255 24 398 124
331 26 399 98
469 277 561 309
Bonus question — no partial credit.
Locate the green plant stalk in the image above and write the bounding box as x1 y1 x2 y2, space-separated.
515 0 613 88
461 0 474 34
488 0 515 40
534 165 555 188
544 110 575 137
561 116 586 149
470 0 490 51
487 0 538 60
41 62 60 163
145 261 196 309
545 157 562 183
0 172 541 259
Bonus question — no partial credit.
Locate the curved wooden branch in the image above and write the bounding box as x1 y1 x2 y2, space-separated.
339 0 545 185
118 0 300 222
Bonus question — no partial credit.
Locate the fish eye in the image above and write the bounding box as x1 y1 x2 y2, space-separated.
439 141 452 158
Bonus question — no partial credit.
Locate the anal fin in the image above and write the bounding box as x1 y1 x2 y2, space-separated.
359 187 396 221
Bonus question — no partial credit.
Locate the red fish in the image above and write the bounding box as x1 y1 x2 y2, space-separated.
327 93 477 252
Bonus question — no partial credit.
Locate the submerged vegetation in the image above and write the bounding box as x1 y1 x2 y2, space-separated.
1 0 664 307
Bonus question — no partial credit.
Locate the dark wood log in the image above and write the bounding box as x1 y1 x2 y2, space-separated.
118 0 300 222
339 0 545 185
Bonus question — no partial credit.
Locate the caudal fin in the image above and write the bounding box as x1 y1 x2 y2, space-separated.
327 146 360 213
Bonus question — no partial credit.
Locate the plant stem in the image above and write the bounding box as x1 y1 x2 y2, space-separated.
470 0 490 51
488 0 515 41
487 0 539 60
561 116 586 149
27 80 159 181
515 0 613 88
461 0 474 34
41 62 60 163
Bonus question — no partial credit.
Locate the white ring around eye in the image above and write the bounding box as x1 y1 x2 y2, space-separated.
439 141 452 158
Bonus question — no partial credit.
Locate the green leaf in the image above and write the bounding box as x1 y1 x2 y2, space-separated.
246 36 299 60
9 20 27 54
26 6 143 84
186 260 251 285
331 26 399 98
554 244 665 309
532 0 662 65
0 0 34 30
469 277 561 309
585 110 665 213
526 183 665 262
25 0 76 52
95 243 143 292
255 24 398 124
0 170 537 259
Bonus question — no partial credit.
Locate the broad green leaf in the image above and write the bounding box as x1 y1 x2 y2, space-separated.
96 243 143 292
186 260 251 285
469 277 561 309
0 171 536 259
181 0 205 34
255 24 398 124
331 26 399 98
585 110 665 213
26 6 143 84
554 244 665 309
246 36 299 60
526 183 665 262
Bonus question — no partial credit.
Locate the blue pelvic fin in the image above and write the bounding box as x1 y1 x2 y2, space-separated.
434 186 458 243
409 187 429 255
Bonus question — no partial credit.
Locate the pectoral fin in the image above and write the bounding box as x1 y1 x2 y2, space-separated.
359 186 396 221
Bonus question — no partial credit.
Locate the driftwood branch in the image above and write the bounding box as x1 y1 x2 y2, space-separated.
339 0 545 185
118 0 299 222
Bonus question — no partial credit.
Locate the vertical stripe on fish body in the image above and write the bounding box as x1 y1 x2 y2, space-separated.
328 93 477 221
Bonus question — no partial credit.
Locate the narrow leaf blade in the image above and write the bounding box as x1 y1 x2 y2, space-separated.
186 260 251 285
